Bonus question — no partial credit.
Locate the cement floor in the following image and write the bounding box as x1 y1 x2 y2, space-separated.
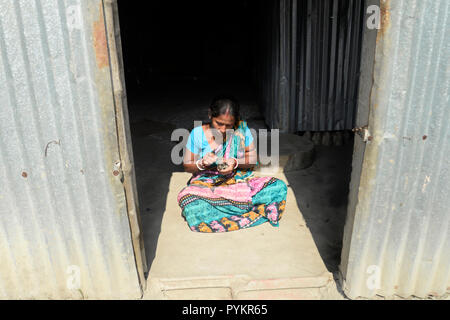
127 77 353 299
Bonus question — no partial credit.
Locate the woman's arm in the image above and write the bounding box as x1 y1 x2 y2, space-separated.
183 127 206 174
183 148 202 174
235 142 257 169
183 148 218 174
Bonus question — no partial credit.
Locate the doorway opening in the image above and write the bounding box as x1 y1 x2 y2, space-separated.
115 0 367 298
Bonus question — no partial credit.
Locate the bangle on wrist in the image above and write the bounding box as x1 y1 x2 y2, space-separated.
231 157 239 169
196 159 206 171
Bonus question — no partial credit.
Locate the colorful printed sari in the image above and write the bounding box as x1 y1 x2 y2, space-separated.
177 120 287 233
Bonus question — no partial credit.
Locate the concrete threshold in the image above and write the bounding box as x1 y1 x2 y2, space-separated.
145 273 335 300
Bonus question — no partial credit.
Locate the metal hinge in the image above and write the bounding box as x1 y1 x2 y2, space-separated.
352 125 373 142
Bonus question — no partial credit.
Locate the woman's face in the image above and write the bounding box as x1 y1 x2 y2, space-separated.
210 113 235 135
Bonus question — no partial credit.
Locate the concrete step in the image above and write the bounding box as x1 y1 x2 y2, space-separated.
254 132 315 174
144 273 339 300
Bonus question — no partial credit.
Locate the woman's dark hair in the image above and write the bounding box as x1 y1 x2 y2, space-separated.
209 95 241 128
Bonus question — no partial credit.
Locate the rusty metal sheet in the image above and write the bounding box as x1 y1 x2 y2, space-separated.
341 0 450 299
0 0 141 299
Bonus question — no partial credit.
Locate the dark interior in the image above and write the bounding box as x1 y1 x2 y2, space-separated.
118 0 260 105
117 0 354 279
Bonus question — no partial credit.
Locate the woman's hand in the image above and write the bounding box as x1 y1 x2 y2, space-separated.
218 158 237 175
201 152 218 168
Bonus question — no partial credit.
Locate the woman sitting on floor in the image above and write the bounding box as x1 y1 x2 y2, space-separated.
177 96 287 233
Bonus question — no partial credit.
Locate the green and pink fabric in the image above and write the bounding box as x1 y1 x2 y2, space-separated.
177 120 287 233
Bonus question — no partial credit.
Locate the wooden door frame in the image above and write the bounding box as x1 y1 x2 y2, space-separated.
102 0 148 292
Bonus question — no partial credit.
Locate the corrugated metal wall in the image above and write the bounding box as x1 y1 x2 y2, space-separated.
297 0 364 131
258 0 297 133
341 0 450 299
0 0 142 299
258 0 365 133
258 0 282 131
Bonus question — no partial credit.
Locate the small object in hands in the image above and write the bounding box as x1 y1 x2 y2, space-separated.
216 157 228 171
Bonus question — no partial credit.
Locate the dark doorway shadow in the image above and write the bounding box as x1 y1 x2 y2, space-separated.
128 77 264 275
118 0 355 293
284 136 355 273
117 0 262 276
128 104 183 276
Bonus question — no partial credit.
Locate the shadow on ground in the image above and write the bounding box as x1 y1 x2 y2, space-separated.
130 119 182 273
284 139 354 273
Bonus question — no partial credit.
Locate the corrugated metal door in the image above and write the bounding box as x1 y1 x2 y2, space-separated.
340 0 450 299
0 0 144 299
